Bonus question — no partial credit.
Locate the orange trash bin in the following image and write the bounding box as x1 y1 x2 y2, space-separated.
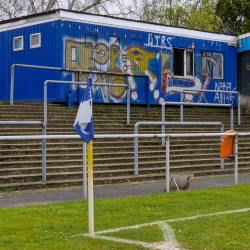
220 130 236 158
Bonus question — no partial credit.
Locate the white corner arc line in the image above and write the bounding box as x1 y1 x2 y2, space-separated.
159 222 177 242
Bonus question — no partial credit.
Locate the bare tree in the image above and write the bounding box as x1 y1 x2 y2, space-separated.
0 0 143 21
0 0 26 19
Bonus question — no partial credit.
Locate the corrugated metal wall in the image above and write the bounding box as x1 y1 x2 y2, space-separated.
0 31 9 100
238 51 250 96
0 17 238 106
0 21 62 102
61 20 238 106
237 36 250 97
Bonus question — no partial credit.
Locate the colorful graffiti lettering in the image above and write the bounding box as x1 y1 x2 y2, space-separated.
144 34 172 50
65 38 226 105
65 38 158 102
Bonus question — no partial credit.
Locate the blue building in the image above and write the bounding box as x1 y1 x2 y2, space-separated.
0 9 238 106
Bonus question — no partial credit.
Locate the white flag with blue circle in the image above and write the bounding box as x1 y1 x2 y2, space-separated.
74 77 94 144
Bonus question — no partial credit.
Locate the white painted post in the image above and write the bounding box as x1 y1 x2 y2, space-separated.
166 136 170 192
234 134 238 185
238 94 241 125
181 91 184 122
127 88 130 125
220 124 224 170
162 104 165 146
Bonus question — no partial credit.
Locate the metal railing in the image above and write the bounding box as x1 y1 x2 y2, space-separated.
161 101 234 145
134 122 225 175
0 121 46 182
44 80 131 125
180 89 241 125
0 131 243 192
10 63 151 109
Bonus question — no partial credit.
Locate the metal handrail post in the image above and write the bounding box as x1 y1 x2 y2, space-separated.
10 65 15 105
42 123 46 182
44 83 48 124
165 136 170 192
181 91 184 122
234 134 238 185
238 94 241 125
127 88 130 125
181 105 183 122
134 125 139 176
181 91 184 102
162 104 165 146
83 142 87 200
147 76 150 110
220 124 224 170
231 107 234 130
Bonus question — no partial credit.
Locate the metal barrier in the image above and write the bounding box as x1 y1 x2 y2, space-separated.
0 121 46 182
44 80 131 125
161 101 233 146
0 131 242 192
10 63 151 109
180 89 241 125
134 122 225 176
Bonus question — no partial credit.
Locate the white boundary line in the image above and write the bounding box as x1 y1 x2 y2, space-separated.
72 207 250 249
74 207 250 236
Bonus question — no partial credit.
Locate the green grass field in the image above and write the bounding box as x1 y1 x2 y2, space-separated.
1 184 250 249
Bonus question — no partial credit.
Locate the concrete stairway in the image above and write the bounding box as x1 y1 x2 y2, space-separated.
0 100 249 191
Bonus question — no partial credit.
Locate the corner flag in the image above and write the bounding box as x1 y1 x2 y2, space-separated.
74 77 94 143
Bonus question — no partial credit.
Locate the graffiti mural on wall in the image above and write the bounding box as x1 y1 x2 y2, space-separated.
64 34 227 104
65 37 159 103
159 47 210 103
214 82 236 104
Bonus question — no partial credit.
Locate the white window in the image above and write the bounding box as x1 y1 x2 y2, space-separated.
185 50 194 76
213 53 223 79
71 47 76 61
14 36 23 51
201 51 223 79
30 33 41 48
174 48 194 76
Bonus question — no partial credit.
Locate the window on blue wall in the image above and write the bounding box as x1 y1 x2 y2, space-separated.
174 48 194 76
71 47 76 61
201 51 223 79
30 33 41 48
86 33 98 48
14 36 23 51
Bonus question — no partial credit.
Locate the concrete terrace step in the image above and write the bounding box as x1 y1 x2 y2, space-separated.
1 164 250 191
0 101 249 190
1 137 250 149
0 146 225 157
0 160 248 177
0 174 167 190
